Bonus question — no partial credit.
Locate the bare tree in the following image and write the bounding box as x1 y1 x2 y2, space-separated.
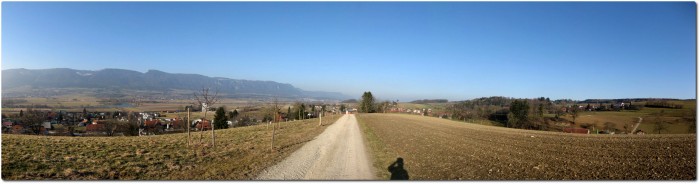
690 121 697 134
19 108 46 135
653 117 669 134
570 106 579 124
653 120 669 134
686 108 696 134
194 87 220 148
131 96 143 107
104 119 119 136
603 122 616 133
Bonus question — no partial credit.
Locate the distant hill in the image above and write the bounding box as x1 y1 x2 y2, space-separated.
1 68 351 100
341 99 358 103
410 99 448 104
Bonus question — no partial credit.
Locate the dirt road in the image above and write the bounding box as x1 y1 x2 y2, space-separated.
256 114 375 180
631 117 642 133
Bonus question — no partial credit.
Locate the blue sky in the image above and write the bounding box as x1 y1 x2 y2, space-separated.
2 2 696 101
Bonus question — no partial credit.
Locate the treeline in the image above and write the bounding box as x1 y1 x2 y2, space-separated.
342 99 358 103
357 91 398 113
449 97 556 130
285 102 328 121
446 96 690 131
2 99 28 105
411 99 448 104
645 101 684 109
2 104 52 108
581 98 689 104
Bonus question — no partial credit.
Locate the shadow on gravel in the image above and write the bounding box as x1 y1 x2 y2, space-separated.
388 157 409 180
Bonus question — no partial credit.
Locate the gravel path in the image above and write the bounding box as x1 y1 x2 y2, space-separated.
256 114 375 180
631 117 642 133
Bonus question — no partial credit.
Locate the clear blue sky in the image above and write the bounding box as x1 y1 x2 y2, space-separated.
2 2 696 101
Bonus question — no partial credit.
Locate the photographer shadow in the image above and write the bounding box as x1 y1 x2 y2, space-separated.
387 157 409 180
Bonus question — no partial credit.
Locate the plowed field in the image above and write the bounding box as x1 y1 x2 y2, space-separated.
357 114 695 180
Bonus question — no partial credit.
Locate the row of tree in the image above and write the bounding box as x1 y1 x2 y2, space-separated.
645 100 684 109
213 106 239 129
3 107 143 136
357 91 396 113
448 97 575 130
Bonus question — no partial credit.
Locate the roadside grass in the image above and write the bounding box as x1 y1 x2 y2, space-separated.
1 114 342 180
357 113 695 180
358 116 395 180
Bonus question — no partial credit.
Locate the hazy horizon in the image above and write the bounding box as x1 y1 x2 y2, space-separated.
2 2 696 101
3 67 695 102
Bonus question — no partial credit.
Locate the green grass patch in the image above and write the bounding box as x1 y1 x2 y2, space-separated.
357 115 396 180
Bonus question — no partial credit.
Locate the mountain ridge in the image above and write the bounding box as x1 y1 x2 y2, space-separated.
1 68 350 100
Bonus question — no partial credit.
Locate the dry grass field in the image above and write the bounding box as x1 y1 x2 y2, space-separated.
357 113 695 180
1 114 342 180
2 95 291 114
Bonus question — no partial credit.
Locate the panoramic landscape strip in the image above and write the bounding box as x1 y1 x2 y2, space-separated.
2 1 696 180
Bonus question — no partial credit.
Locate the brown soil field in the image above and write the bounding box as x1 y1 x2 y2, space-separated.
357 113 696 180
2 115 342 180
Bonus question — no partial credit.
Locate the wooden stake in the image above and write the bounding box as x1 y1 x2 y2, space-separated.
211 109 215 149
271 121 276 153
187 107 191 147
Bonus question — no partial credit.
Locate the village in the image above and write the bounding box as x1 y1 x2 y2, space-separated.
3 109 184 136
0 102 358 137
0 102 456 138
3 96 690 139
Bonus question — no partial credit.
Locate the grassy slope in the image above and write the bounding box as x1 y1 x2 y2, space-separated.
566 107 695 134
357 113 695 180
1 114 342 180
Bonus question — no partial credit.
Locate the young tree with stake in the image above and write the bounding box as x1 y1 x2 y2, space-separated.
194 87 220 148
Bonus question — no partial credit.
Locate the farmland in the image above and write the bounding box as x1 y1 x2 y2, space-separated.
1 114 342 180
564 101 696 134
1 95 278 114
435 98 696 134
358 113 695 180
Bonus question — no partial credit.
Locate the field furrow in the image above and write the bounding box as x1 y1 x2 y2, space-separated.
358 113 696 180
